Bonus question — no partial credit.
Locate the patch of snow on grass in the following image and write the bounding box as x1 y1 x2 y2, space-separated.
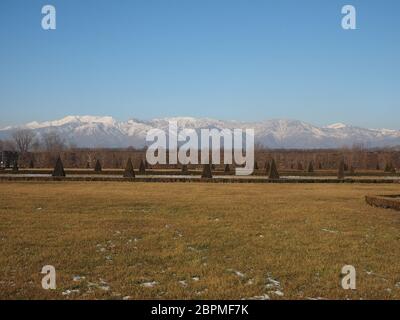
141 281 158 288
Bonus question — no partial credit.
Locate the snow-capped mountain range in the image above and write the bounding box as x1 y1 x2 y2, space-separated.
1 115 400 149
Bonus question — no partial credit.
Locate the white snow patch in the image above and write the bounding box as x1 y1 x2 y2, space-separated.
178 280 188 287
243 294 270 300
73 276 85 282
227 269 246 278
62 289 80 296
326 123 347 129
271 290 284 297
322 228 339 234
141 281 158 288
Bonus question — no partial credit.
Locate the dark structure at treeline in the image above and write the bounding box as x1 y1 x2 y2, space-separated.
0 151 19 168
8 148 400 170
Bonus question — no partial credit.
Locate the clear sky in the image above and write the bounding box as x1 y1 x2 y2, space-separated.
0 0 399 128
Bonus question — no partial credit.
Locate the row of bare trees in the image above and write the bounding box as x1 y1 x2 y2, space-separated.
2 129 399 170
0 129 67 154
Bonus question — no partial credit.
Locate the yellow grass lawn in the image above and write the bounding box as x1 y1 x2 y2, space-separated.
1 181 400 300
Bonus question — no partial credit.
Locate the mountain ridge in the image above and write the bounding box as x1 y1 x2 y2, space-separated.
1 115 400 149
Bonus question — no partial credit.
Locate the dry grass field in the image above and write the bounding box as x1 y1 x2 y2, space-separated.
1 181 400 300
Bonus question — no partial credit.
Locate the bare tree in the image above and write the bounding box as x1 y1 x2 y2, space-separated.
31 139 41 152
12 129 36 153
42 131 66 152
2 140 16 151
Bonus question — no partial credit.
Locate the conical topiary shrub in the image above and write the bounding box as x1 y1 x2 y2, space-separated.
384 163 390 172
139 160 146 174
254 161 259 170
297 162 303 171
337 159 345 180
384 162 394 173
268 159 280 180
123 158 135 178
265 161 271 174
94 159 102 173
224 164 230 173
52 156 65 177
181 164 188 174
29 159 34 169
201 164 212 179
307 161 314 173
12 161 19 173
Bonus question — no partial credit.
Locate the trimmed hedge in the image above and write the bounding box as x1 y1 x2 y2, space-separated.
365 195 400 211
1 175 399 184
1 168 399 177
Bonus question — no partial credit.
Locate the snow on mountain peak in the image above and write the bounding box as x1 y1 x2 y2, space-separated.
326 123 347 129
24 115 116 129
62 115 116 126
163 116 198 122
2 115 400 149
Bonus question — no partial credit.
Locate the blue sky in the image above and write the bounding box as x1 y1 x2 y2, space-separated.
0 0 399 128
